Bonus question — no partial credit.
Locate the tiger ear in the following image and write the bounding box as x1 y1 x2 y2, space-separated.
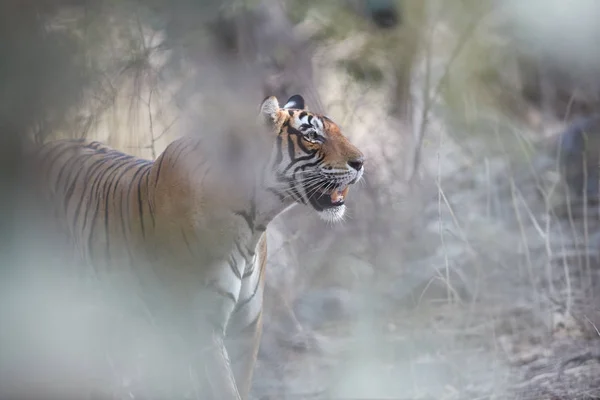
260 96 280 125
283 94 305 110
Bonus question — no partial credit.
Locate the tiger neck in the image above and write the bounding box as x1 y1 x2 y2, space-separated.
235 169 296 235
214 131 296 233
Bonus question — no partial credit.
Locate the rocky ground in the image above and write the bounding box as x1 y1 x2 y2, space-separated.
252 304 600 399
252 258 600 400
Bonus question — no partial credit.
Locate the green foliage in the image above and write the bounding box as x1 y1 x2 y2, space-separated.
337 58 385 85
428 0 546 157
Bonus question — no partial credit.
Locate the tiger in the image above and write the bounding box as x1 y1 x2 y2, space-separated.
31 94 365 399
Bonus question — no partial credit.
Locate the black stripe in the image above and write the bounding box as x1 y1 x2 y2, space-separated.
125 164 148 240
169 139 188 167
191 159 208 180
62 152 94 216
206 280 237 304
105 159 146 261
235 239 249 263
287 126 313 153
189 137 203 154
72 156 117 230
83 155 131 261
39 142 73 172
242 248 257 278
289 191 304 204
54 148 84 193
119 166 136 266
93 158 130 263
137 164 151 238
286 126 303 136
266 188 285 202
292 154 324 175
242 264 254 279
228 255 242 280
45 145 78 187
79 153 132 230
238 194 258 232
154 153 166 186
145 163 156 228
86 141 106 150
234 274 261 312
181 228 193 256
288 180 305 204
284 152 319 174
296 133 313 153
103 160 127 261
287 135 296 161
234 211 254 232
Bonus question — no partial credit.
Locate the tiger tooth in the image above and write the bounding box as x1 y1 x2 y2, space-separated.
341 186 349 199
329 191 340 203
329 186 349 204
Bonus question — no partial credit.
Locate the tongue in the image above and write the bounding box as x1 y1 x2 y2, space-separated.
330 186 349 203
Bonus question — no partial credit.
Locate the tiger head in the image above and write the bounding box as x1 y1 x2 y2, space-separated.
259 94 365 222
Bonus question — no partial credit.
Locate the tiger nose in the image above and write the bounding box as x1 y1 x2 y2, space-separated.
347 156 364 171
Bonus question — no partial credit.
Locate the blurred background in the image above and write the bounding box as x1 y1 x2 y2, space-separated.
1 0 600 398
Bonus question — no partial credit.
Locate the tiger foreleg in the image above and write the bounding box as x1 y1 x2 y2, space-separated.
182 287 245 400
194 330 242 400
226 310 264 400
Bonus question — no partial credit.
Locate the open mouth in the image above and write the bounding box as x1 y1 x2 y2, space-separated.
311 185 350 210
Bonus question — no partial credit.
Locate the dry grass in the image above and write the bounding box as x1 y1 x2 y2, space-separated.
250 3 600 398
